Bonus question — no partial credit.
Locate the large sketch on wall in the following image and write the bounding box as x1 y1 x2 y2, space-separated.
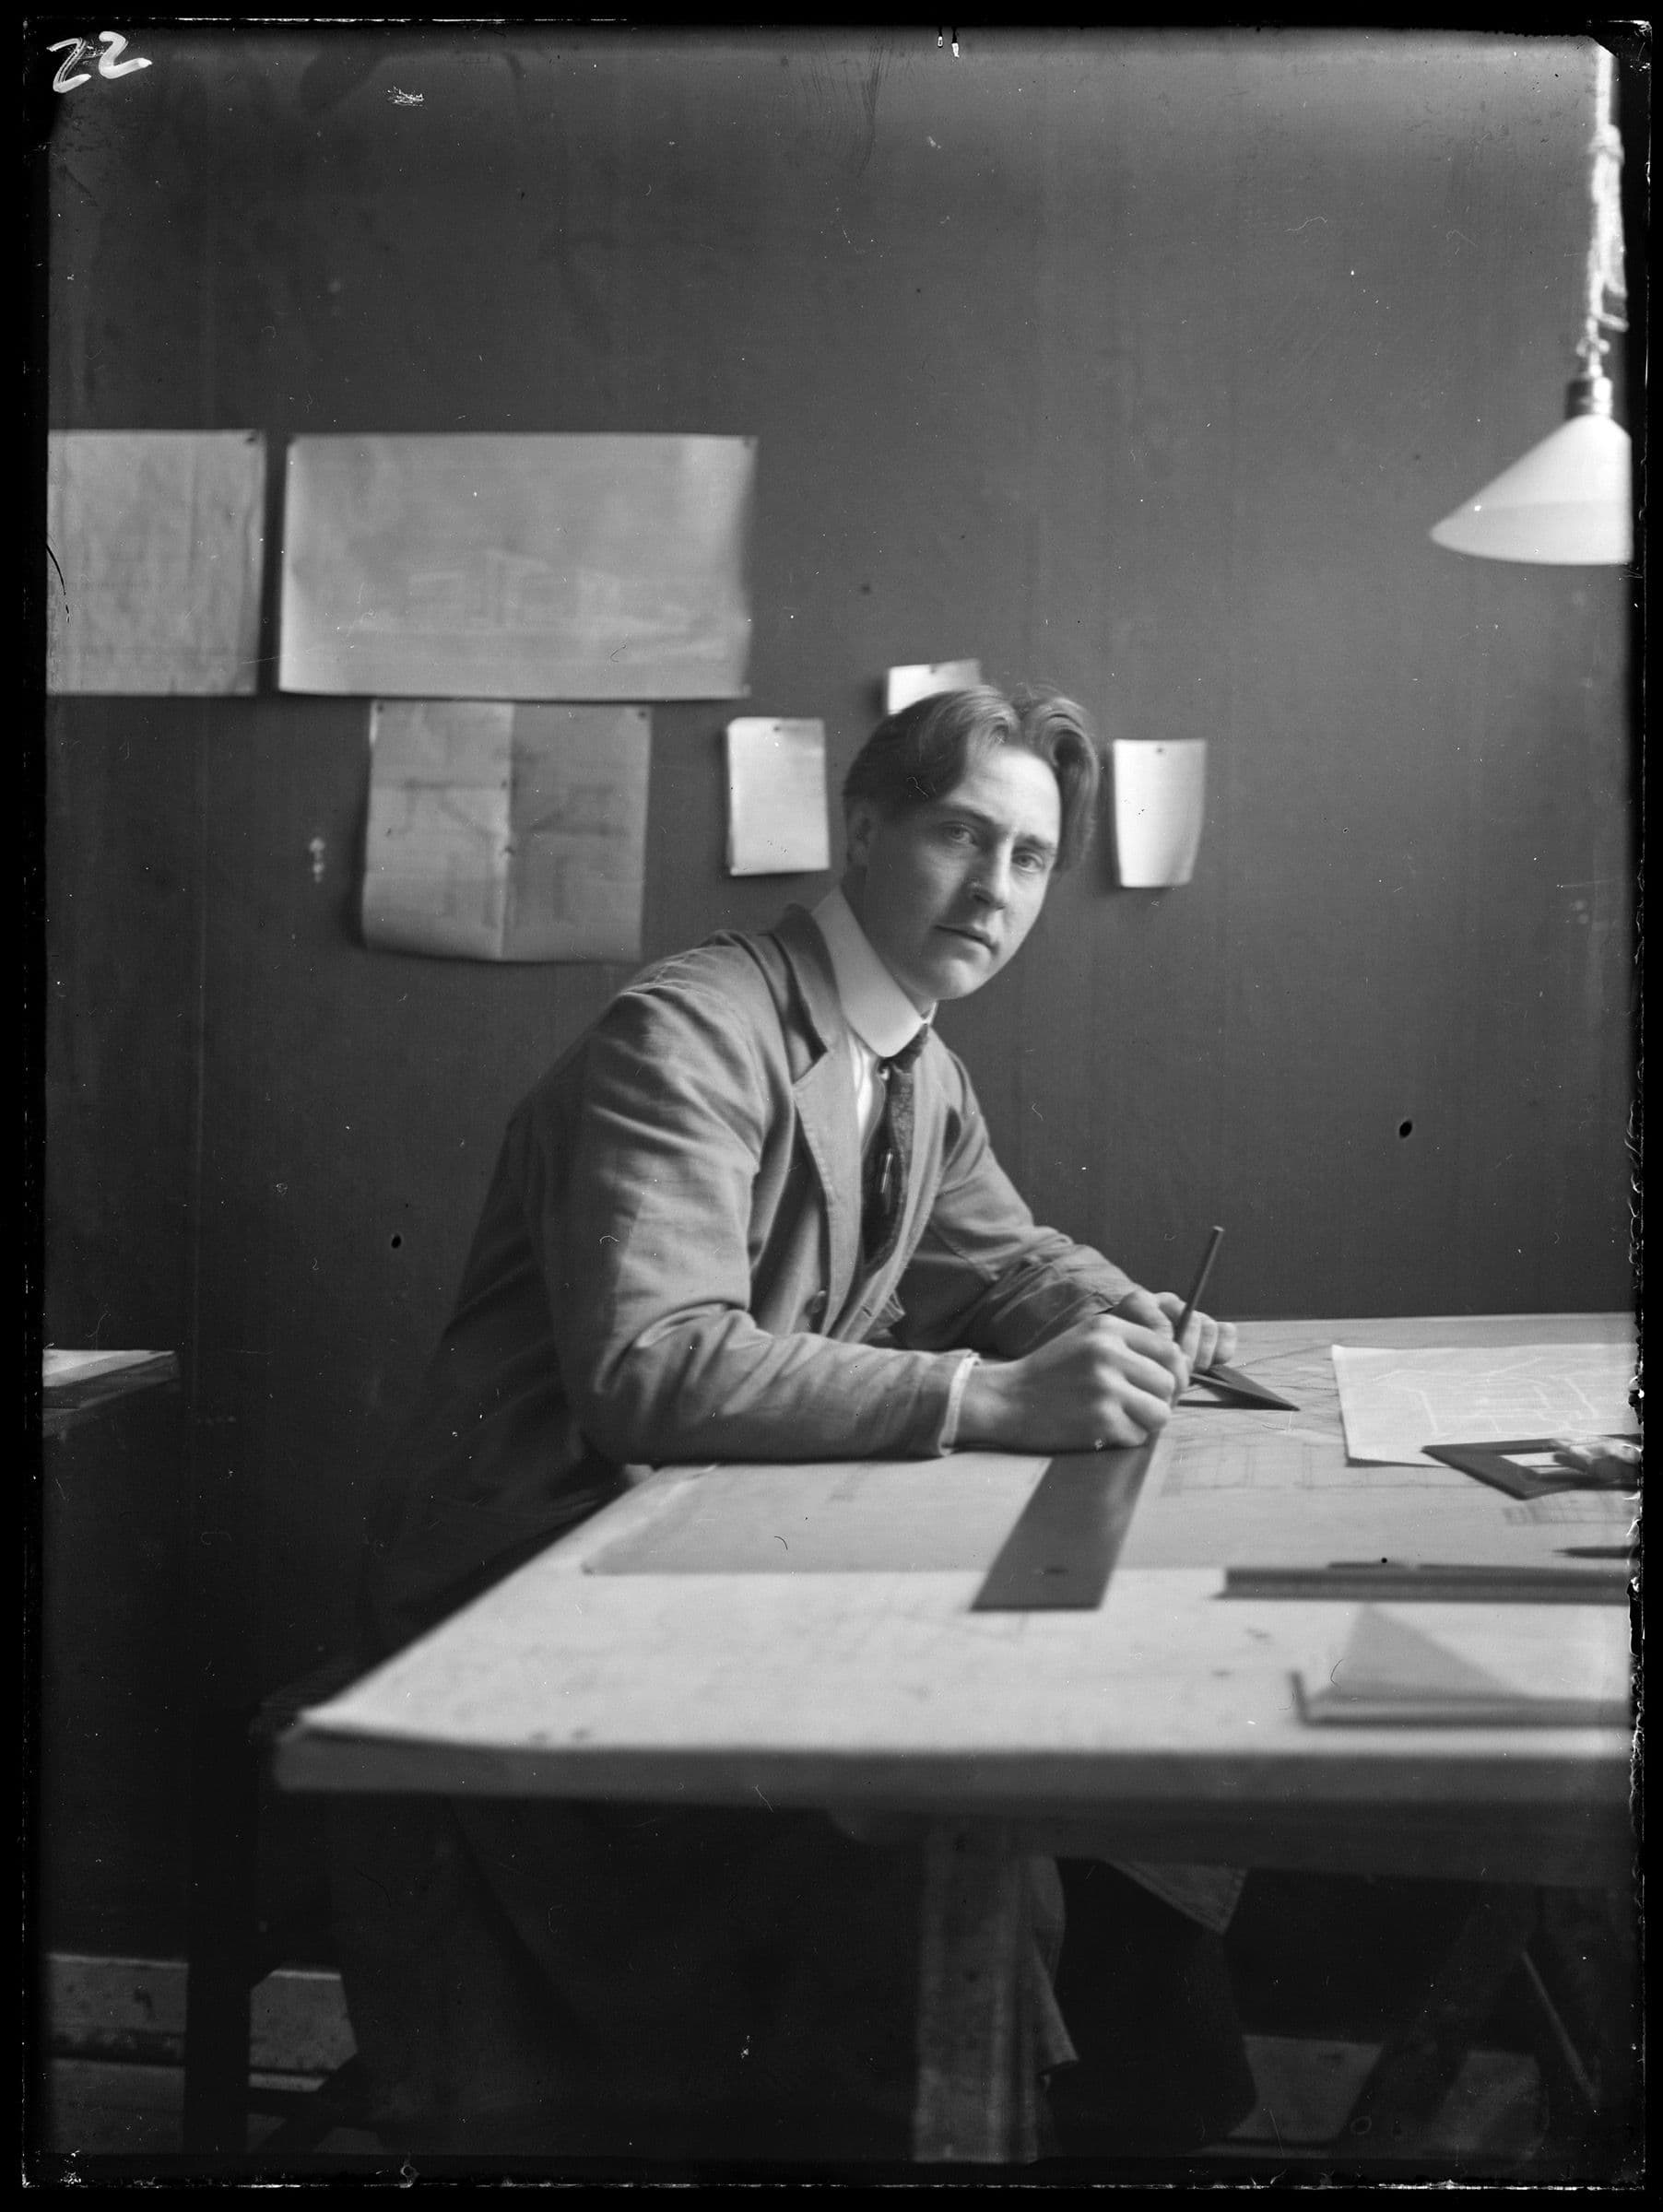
362 700 651 963
280 434 755 700
46 430 267 694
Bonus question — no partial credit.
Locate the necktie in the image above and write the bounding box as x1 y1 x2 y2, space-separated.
861 1028 928 1267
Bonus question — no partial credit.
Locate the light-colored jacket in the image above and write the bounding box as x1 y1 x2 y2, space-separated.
364 905 1136 1650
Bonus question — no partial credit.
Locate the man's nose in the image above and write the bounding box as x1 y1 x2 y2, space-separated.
970 851 1013 907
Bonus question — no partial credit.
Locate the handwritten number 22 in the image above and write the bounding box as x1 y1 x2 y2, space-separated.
51 33 152 91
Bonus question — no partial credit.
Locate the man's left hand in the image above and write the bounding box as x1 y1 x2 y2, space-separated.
1116 1288 1237 1382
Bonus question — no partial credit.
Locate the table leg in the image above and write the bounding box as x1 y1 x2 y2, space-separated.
1522 1887 1642 2172
912 1819 1044 2163
182 1705 260 2154
1341 1884 1540 2147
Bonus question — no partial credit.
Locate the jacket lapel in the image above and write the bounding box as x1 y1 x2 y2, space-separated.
770 908 863 1313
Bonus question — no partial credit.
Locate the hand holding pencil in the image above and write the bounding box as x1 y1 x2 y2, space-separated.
1118 1226 1236 1381
955 1226 1253 1453
1144 1227 1302 1412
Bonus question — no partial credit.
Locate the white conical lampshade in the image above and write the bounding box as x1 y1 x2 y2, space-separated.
1431 406 1634 565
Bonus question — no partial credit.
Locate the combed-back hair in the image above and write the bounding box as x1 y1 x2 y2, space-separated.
842 685 1101 873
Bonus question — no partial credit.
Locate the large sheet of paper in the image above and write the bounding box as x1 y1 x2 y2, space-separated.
725 718 830 875
280 434 755 700
1332 1340 1637 1468
47 430 265 694
584 1456 1050 1575
363 700 649 962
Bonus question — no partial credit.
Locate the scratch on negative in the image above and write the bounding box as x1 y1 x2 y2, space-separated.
1288 217 1329 231
755 1784 774 1811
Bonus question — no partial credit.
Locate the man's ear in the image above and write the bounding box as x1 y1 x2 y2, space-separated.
843 797 879 873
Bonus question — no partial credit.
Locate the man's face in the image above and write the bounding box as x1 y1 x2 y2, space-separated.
843 746 1062 1010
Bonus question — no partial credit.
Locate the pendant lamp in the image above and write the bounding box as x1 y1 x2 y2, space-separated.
1431 44 1632 566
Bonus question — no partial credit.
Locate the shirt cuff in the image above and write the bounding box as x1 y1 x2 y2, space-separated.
937 1351 981 1454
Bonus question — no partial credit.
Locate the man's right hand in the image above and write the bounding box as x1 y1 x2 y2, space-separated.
957 1312 1188 1453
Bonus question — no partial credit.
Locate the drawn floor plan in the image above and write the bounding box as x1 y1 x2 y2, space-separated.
1331 1341 1637 1467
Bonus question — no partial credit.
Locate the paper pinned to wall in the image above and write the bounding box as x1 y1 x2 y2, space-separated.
363 700 650 962
884 659 981 714
281 434 755 700
725 718 831 876
1113 738 1207 887
506 705 652 961
47 431 266 694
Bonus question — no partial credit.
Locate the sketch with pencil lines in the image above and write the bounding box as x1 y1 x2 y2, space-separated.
1503 1491 1637 1527
47 429 266 693
280 433 755 700
362 700 650 962
1154 1340 1468 1493
1332 1341 1636 1467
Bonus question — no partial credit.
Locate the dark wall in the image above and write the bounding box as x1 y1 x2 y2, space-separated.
42 29 1634 1954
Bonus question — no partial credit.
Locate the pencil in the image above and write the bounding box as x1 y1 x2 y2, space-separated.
1174 1224 1224 1348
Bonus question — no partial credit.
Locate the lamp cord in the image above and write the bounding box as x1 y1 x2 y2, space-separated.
1578 45 1627 377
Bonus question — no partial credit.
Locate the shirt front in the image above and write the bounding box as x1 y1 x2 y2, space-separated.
810 884 981 1449
809 885 931 1149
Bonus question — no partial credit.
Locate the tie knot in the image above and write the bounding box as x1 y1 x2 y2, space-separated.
885 1029 929 1077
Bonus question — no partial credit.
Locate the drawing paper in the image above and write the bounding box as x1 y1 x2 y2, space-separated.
47 430 266 694
363 700 650 961
1331 1340 1637 1468
280 433 754 699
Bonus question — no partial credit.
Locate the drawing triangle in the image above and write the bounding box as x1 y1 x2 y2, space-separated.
1328 1605 1512 1703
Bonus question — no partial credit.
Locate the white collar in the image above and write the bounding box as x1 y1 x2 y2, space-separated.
810 886 932 1061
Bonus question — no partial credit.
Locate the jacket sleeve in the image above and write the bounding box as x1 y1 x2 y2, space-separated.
893 1049 1140 1358
519 979 964 1464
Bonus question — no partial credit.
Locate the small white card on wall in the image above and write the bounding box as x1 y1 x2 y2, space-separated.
1113 739 1207 887
725 718 831 877
884 660 982 715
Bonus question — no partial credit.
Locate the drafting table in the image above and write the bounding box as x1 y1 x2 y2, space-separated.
42 1349 180 1440
277 1314 1635 2161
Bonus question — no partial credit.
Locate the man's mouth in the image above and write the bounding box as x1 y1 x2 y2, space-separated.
938 924 997 952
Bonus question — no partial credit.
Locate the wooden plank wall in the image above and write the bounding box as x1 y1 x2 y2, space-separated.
40 29 1635 1954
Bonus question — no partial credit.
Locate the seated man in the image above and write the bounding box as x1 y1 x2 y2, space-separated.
331 684 1256 2161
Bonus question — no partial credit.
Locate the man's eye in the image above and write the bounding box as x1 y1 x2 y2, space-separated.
1015 851 1049 873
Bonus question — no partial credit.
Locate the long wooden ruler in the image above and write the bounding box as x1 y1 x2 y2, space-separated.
970 1441 1156 1612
